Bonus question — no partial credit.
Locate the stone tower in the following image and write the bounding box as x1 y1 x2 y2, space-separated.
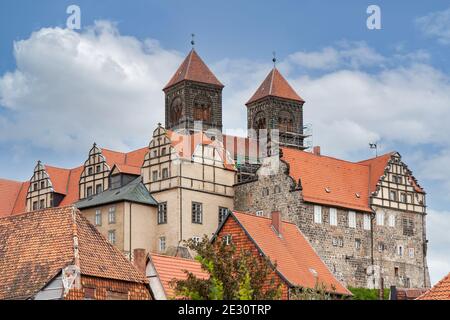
246 67 307 150
163 49 224 134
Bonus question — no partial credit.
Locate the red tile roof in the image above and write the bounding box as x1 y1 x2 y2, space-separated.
417 273 450 300
282 148 372 212
230 211 351 296
113 164 142 176
149 253 209 299
164 49 224 90
0 206 147 300
0 179 23 217
358 153 394 194
247 68 304 105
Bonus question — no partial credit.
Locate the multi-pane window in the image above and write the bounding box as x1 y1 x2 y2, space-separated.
39 199 45 210
108 230 116 245
389 190 397 201
408 248 415 258
329 208 337 226
95 209 102 226
313 205 322 224
218 207 229 224
348 211 356 228
86 186 93 197
388 214 396 227
159 236 166 252
363 214 371 230
403 218 414 236
400 193 407 203
192 202 203 224
223 235 232 246
378 242 385 252
152 170 158 182
162 168 169 179
256 210 264 217
32 201 38 211
158 202 167 224
95 184 102 195
376 211 385 226
108 206 116 224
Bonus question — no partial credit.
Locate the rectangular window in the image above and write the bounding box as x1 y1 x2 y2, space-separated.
256 210 264 217
218 207 229 224
348 211 356 228
223 234 232 246
376 211 385 226
394 267 399 277
403 218 414 236
95 209 102 226
152 170 158 182
95 184 102 195
86 186 93 197
397 245 404 257
355 239 361 250
33 183 38 191
108 206 116 224
363 214 371 230
162 168 169 179
32 201 38 211
159 236 166 252
378 242 385 252
158 202 167 224
400 193 407 203
96 165 101 173
407 194 413 204
88 167 93 175
108 230 116 245
329 208 337 226
192 202 203 224
388 214 396 227
39 199 45 210
40 181 45 189
408 248 415 258
389 190 397 201
313 205 322 224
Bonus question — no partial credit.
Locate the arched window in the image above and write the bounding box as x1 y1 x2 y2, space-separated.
170 97 183 124
278 110 294 132
193 95 212 122
254 111 266 140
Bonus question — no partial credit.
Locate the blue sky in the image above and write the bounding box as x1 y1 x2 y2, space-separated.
0 0 449 285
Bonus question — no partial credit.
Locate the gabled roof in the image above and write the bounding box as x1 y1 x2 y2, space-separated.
148 253 209 299
246 68 304 105
417 272 450 300
358 153 394 194
0 179 23 217
75 177 157 210
112 163 142 176
224 211 351 296
163 49 224 90
282 148 372 212
0 206 147 300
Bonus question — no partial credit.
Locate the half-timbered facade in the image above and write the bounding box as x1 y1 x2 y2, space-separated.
79 143 112 199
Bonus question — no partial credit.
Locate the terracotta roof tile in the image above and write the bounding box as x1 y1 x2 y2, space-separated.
282 148 372 212
0 179 23 217
231 211 351 296
358 153 395 194
0 206 146 300
149 254 209 299
417 273 450 300
164 49 223 90
113 164 142 176
247 68 304 105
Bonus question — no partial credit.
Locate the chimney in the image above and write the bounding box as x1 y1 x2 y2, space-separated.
272 211 282 236
313 146 321 156
133 248 147 275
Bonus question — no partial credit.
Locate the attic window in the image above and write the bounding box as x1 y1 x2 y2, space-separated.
325 187 331 193
309 268 318 278
355 193 361 198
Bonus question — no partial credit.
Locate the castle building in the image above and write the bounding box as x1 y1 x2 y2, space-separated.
0 47 430 290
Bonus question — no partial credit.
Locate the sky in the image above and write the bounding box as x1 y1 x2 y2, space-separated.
0 0 449 285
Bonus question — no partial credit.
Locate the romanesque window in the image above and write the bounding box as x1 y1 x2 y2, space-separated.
108 230 116 245
278 110 294 132
348 211 356 228
376 210 385 226
314 205 322 224
108 206 116 224
95 209 102 226
254 111 266 139
193 95 212 122
329 208 337 226
397 245 404 256
158 202 167 225
274 185 281 194
262 187 270 197
170 97 183 124
192 202 203 224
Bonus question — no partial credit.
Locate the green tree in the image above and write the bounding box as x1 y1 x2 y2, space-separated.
171 235 282 300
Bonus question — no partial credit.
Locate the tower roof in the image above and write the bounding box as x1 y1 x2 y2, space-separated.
164 49 224 90
246 68 304 105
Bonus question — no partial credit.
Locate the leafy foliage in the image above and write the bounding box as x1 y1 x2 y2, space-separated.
348 287 390 300
290 282 337 300
171 235 282 300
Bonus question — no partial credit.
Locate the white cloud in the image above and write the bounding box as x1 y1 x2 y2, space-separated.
0 21 182 153
427 209 450 285
416 7 450 45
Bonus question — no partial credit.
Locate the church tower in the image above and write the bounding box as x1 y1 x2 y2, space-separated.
163 49 224 133
246 67 307 150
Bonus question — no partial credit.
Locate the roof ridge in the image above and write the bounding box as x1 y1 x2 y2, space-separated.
233 211 297 226
269 68 275 95
150 253 197 262
185 49 194 80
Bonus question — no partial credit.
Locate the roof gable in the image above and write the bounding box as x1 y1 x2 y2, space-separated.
164 49 223 89
247 68 304 105
417 273 450 300
0 179 23 217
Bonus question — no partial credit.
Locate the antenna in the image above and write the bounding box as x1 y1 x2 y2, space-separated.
369 142 378 157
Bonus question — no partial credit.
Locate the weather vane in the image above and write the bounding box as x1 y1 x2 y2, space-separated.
191 33 195 48
272 51 277 67
369 142 378 157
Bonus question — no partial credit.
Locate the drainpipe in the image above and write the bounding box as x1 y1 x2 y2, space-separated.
130 202 132 261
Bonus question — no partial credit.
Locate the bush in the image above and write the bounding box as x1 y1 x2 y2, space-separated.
348 287 390 300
